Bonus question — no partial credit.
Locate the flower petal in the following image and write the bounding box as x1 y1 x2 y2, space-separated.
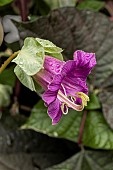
44 56 65 75
52 109 62 125
61 60 75 76
48 74 63 91
61 60 88 96
33 69 53 90
42 74 63 105
62 77 88 96
48 98 61 120
73 50 96 78
42 90 57 105
59 50 96 98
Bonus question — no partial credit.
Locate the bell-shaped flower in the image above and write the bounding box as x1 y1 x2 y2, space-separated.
33 50 96 125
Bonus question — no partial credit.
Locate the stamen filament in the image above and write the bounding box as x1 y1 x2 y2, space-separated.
61 84 67 96
61 103 68 115
58 90 83 111
68 95 76 103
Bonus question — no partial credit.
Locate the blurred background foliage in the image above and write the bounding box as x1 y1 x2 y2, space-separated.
1 0 113 170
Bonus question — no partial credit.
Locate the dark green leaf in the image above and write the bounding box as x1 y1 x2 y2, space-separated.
46 150 113 170
22 100 82 142
83 111 113 149
77 0 105 12
99 88 113 129
85 93 101 110
0 0 13 6
0 84 12 107
0 153 35 170
0 66 16 87
22 100 113 149
0 127 74 169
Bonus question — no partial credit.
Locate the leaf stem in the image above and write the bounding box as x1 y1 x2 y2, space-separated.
0 51 19 74
78 110 87 146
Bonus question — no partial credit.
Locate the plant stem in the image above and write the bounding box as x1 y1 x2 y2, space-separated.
78 110 87 146
19 0 28 21
0 51 19 74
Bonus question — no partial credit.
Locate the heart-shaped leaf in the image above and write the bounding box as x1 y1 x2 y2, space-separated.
36 37 63 53
12 37 44 76
14 65 37 91
22 100 113 149
36 38 63 60
46 150 113 170
22 100 82 142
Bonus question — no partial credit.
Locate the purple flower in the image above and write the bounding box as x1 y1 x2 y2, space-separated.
33 50 96 125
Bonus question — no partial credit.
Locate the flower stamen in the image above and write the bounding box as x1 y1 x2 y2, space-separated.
61 84 67 96
58 90 83 111
61 103 68 115
68 95 76 103
76 92 89 107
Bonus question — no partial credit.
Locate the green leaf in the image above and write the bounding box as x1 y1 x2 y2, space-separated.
36 38 63 60
12 37 44 76
58 0 76 7
0 84 12 107
77 0 105 12
0 0 13 6
85 93 101 110
0 125 74 169
0 66 16 87
22 100 113 149
36 38 63 52
46 150 113 170
22 100 83 142
14 65 43 94
46 52 63 61
83 111 113 149
43 0 76 9
14 65 38 92
14 65 43 93
0 153 36 170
